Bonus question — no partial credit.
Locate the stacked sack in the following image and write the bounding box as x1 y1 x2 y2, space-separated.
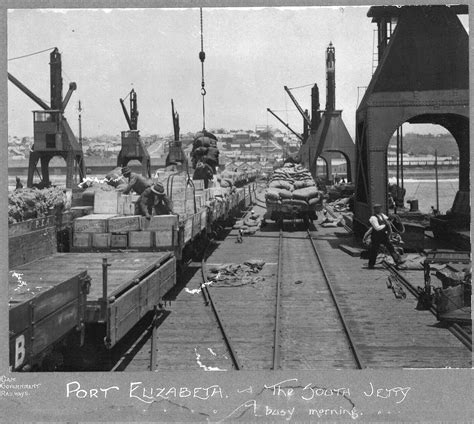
265 163 321 208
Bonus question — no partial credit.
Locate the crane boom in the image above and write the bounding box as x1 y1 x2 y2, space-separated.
61 82 77 111
8 72 50 110
267 108 303 141
120 98 133 130
284 86 312 127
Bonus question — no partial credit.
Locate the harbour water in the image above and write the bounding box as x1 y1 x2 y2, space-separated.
389 178 459 214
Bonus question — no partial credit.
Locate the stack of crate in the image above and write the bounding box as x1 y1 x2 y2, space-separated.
72 190 177 249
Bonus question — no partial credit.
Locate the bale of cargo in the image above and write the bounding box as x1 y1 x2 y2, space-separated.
277 189 293 199
292 186 320 201
269 180 294 191
294 179 316 189
291 199 309 207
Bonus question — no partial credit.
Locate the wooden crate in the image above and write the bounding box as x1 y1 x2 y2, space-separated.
141 215 178 231
92 233 111 248
128 231 154 248
108 215 141 233
154 229 174 248
94 191 121 214
110 233 128 248
73 214 117 233
70 206 93 218
73 232 91 248
120 194 138 216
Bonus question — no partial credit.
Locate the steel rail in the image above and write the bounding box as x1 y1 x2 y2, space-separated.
200 255 244 370
272 230 284 370
197 203 257 371
383 262 472 351
306 229 365 369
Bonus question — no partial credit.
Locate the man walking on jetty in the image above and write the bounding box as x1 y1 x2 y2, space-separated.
367 203 403 269
121 166 151 195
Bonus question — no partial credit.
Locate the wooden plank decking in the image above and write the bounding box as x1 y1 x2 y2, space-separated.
9 252 172 302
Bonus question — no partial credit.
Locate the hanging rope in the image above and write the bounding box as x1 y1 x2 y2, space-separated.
199 7 206 131
8 47 56 62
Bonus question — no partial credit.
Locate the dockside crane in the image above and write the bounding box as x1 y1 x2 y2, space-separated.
267 83 316 146
117 89 151 178
165 99 186 168
8 47 86 188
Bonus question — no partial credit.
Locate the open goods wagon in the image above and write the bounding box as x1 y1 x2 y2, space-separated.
8 180 256 370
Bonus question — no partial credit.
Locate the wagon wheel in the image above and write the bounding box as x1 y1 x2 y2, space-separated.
277 217 284 229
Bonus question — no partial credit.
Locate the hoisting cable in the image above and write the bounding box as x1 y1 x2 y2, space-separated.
199 7 207 131
286 83 315 90
8 46 56 62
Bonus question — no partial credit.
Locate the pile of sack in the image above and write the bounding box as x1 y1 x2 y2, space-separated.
265 163 321 207
233 211 262 234
191 131 219 172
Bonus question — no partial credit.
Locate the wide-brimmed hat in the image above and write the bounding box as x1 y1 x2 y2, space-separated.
121 166 131 176
150 183 165 195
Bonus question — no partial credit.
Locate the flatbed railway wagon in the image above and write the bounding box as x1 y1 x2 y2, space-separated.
8 178 256 371
8 214 176 371
265 200 320 226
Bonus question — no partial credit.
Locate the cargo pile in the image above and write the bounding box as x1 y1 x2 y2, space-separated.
191 131 219 171
207 260 266 287
8 187 72 224
265 163 321 207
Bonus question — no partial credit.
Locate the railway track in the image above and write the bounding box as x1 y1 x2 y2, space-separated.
200 222 364 370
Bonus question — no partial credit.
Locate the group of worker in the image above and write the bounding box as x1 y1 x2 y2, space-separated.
120 166 173 219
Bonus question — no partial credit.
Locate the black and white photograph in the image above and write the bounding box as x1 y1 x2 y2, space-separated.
3 2 472 421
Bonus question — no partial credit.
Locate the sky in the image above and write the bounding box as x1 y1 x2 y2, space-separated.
7 6 469 139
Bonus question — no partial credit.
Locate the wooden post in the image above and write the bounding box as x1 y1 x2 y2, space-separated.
150 305 158 371
435 149 439 213
400 124 404 190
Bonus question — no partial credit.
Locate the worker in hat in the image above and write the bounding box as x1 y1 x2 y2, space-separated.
137 182 173 219
121 166 152 195
367 203 403 269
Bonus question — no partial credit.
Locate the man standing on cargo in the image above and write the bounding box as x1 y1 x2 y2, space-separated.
138 183 173 219
193 160 214 189
367 203 403 269
121 166 152 195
